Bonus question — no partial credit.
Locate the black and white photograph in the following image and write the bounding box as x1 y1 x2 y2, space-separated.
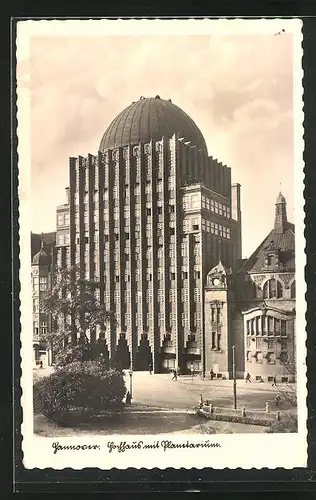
17 18 306 470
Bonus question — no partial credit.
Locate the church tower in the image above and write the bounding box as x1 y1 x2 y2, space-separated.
31 236 52 367
274 191 287 234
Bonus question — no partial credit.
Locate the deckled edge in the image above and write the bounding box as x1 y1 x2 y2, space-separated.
16 17 306 472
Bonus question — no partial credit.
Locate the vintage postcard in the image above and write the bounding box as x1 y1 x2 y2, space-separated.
17 18 306 470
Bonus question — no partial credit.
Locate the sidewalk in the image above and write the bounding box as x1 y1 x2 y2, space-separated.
160 374 296 393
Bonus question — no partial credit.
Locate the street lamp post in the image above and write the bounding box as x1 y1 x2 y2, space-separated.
232 345 237 409
129 368 133 399
190 362 194 383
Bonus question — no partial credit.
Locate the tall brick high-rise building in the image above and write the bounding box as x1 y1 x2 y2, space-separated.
54 96 242 374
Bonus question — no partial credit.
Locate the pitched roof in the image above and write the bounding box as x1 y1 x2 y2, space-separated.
238 222 295 274
207 260 229 276
31 232 56 258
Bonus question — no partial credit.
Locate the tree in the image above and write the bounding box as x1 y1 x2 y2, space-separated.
275 359 297 407
40 265 115 366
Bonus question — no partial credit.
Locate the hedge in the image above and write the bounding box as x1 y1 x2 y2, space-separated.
196 409 298 431
196 410 272 426
33 360 126 424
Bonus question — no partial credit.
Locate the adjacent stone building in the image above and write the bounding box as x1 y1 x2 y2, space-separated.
31 236 53 367
204 192 295 382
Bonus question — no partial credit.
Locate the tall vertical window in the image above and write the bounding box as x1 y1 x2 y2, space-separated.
33 322 39 338
217 333 221 350
39 276 48 291
211 332 216 349
263 279 283 299
40 322 47 336
216 308 221 324
33 298 39 313
211 308 215 323
290 280 296 298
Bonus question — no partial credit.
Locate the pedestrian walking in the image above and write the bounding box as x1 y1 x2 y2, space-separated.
271 375 277 387
210 369 214 380
275 394 281 408
149 362 153 375
171 369 178 381
39 360 43 369
245 372 252 383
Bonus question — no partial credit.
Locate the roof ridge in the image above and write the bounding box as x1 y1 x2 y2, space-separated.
238 229 274 272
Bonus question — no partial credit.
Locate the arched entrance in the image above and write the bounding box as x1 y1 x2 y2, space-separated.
160 334 176 373
115 334 131 369
135 334 153 371
33 343 40 366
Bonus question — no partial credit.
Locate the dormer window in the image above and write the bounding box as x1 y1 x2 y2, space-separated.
263 240 281 270
265 256 272 266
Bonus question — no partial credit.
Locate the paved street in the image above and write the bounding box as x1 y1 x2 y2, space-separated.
34 367 296 413
125 372 296 412
33 367 295 435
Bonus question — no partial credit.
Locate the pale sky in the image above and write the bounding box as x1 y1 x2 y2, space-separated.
26 33 295 258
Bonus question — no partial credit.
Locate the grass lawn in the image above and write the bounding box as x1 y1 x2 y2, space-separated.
34 405 268 437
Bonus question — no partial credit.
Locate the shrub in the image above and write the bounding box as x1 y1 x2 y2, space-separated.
33 360 126 423
266 414 298 433
54 343 109 369
33 371 84 421
196 410 273 427
33 371 41 385
33 376 47 414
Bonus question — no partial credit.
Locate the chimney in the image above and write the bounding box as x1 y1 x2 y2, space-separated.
231 183 241 222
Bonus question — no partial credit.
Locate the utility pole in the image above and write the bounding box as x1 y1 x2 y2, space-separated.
232 345 237 409
129 368 133 399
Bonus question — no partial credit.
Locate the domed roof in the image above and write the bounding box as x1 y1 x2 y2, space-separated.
32 239 51 266
99 96 208 154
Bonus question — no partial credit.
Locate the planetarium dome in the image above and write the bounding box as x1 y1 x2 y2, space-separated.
99 96 208 155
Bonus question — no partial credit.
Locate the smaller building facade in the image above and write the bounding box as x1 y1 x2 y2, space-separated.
31 236 53 367
204 192 296 382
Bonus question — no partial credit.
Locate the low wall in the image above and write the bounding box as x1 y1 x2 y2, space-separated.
198 404 282 424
